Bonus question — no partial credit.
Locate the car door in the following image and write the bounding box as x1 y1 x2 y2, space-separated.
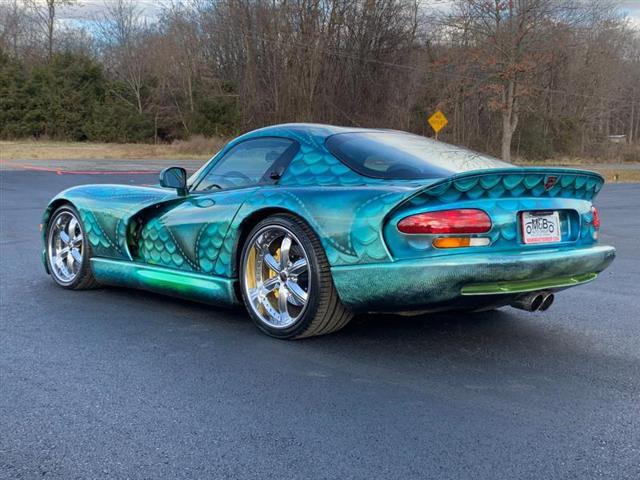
136 137 299 276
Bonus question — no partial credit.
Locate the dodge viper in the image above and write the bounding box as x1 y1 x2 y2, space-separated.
42 124 616 338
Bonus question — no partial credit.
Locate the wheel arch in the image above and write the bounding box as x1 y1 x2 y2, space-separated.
232 207 325 279
43 198 75 226
42 199 76 243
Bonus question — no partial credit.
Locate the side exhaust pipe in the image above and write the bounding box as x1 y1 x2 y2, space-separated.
510 291 555 312
510 292 544 312
539 293 554 311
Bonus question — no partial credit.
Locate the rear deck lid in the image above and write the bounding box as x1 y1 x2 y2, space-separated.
383 167 604 259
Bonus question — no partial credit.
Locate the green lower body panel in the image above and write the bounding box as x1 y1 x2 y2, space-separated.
90 258 239 306
88 245 615 314
331 245 615 313
461 272 597 295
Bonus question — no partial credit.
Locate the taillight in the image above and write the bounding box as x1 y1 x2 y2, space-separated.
591 206 600 229
397 209 492 234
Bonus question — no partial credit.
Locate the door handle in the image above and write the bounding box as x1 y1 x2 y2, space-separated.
191 198 215 208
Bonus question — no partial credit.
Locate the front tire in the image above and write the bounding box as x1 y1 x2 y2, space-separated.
46 205 99 290
239 214 352 339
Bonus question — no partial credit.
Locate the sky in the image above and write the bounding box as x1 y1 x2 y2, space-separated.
620 1 640 26
57 0 164 25
54 0 640 28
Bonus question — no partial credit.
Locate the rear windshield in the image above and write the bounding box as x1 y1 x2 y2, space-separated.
325 131 512 179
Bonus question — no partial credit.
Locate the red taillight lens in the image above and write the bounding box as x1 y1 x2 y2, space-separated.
397 209 492 234
591 206 600 229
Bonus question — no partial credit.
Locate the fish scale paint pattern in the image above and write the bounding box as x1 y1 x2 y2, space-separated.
281 145 365 187
135 189 248 275
135 216 233 275
138 217 194 271
350 191 408 262
44 185 175 260
197 221 231 274
80 209 120 257
405 171 602 208
274 125 387 187
214 186 414 278
385 170 604 259
213 189 348 278
41 124 615 314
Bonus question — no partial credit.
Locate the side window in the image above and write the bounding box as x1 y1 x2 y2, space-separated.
195 138 296 191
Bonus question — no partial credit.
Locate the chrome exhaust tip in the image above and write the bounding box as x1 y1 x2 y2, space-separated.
539 293 554 311
510 292 544 312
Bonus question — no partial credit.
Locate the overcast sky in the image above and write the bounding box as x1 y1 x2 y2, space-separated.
620 0 640 24
57 0 164 24
55 0 640 27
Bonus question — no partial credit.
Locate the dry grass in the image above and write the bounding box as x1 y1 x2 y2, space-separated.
166 135 227 156
1 138 638 182
516 158 638 166
0 135 227 161
590 169 640 183
515 159 640 183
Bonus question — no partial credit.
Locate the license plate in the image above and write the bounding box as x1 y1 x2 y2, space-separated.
521 211 561 244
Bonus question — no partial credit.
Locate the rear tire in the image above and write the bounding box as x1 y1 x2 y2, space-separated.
239 214 352 339
46 205 99 290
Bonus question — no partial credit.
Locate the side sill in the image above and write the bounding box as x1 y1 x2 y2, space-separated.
90 258 239 306
461 272 598 296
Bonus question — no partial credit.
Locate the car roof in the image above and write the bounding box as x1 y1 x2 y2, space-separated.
234 123 391 143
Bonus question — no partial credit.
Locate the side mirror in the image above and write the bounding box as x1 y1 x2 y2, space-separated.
159 166 187 196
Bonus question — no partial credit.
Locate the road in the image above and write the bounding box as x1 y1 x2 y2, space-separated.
1 169 639 479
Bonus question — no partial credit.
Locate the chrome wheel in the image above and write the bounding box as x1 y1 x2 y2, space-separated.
47 210 84 284
242 226 310 329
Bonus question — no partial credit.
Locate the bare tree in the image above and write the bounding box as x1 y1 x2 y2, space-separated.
445 1 580 161
23 0 76 61
2 0 638 156
96 0 150 114
0 0 22 56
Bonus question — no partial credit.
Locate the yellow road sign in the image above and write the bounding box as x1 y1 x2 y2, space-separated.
428 110 448 134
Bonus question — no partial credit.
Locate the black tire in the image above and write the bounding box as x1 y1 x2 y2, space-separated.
239 214 352 339
46 205 100 290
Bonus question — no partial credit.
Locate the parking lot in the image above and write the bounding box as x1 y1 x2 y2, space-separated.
1 168 639 479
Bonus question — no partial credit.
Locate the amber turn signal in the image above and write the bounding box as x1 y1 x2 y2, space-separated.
432 237 490 248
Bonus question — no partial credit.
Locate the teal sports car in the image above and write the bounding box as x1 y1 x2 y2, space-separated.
42 124 615 339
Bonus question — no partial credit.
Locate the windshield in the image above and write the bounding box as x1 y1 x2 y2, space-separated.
187 156 217 188
325 131 512 179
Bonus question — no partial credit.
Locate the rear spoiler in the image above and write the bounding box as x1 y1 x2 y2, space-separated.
396 167 604 211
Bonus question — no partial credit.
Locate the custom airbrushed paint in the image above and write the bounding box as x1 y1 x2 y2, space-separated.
42 123 615 311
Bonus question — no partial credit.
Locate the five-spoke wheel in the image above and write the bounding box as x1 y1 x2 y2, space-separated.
243 225 310 329
240 214 352 339
45 208 348 338
46 206 98 289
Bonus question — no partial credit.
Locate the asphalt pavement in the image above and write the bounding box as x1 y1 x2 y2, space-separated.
1 169 639 479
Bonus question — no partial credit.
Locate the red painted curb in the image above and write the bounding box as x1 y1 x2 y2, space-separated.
2 162 156 175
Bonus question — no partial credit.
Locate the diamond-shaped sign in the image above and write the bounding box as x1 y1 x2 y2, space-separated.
428 110 448 134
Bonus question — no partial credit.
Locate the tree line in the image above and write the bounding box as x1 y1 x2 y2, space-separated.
1 0 639 161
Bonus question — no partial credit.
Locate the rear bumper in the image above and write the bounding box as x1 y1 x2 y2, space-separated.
331 245 615 312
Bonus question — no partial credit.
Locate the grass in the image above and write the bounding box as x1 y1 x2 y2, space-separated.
516 157 640 166
515 158 640 183
0 135 226 161
588 169 640 183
